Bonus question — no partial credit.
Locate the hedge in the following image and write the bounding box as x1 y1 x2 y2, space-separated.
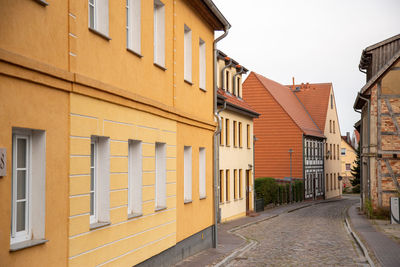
255 177 304 206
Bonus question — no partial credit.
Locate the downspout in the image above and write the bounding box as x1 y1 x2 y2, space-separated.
233 65 244 97
354 93 371 203
213 27 229 248
221 58 234 91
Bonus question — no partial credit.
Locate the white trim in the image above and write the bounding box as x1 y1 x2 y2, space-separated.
199 38 206 90
128 140 142 215
199 147 206 198
184 25 192 82
153 0 165 67
184 146 192 202
155 142 166 208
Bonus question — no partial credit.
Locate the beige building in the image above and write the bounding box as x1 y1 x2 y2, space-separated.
340 135 357 191
216 51 259 222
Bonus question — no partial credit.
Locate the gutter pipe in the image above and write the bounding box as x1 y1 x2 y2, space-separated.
354 93 371 206
233 65 244 97
213 26 229 248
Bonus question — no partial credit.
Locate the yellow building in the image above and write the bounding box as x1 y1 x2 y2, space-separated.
0 0 229 266
216 51 259 222
340 136 357 191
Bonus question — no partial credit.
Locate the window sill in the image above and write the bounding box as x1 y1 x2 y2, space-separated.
155 206 167 212
184 79 193 86
200 196 207 200
128 212 143 220
199 87 207 92
127 48 143 58
34 0 49 6
90 221 111 230
154 63 167 71
89 28 111 41
184 200 192 204
10 239 48 252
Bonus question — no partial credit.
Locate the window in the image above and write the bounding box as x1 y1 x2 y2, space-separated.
233 121 237 147
247 124 250 148
333 143 336 160
199 39 206 90
325 143 328 159
154 0 165 67
88 0 109 37
341 148 346 155
184 25 192 82
331 94 333 109
346 163 351 171
225 71 229 91
225 169 230 201
329 120 332 133
337 145 339 160
199 147 206 199
219 170 224 202
233 169 237 199
238 122 242 148
184 146 192 203
330 173 333 191
236 77 241 97
11 129 46 245
128 140 142 216
155 142 166 209
239 169 242 198
225 118 230 146
90 136 110 226
126 0 141 54
326 174 329 191
334 173 337 190
333 121 335 133
220 117 224 146
330 144 332 160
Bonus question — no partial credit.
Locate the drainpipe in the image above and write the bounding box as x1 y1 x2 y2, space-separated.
213 26 229 248
233 65 244 97
221 58 234 91
354 93 370 204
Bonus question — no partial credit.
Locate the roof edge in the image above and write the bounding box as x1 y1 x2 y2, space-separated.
365 33 400 52
201 0 231 30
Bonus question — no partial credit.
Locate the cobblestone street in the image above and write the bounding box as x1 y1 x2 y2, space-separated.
229 198 366 266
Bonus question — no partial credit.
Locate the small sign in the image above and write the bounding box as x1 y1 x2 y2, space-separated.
391 197 400 224
283 177 292 181
0 148 6 177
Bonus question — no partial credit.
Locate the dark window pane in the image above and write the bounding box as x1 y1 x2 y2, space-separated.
16 202 26 232
17 138 27 168
91 143 95 167
17 170 26 200
90 169 94 191
90 192 94 215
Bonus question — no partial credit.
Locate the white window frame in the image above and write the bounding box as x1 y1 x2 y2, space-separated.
341 148 346 155
90 136 110 227
88 0 109 36
155 142 166 209
90 138 97 224
184 146 192 203
184 25 192 82
199 147 206 199
128 140 142 216
11 128 46 245
154 0 165 67
199 38 206 90
126 0 141 54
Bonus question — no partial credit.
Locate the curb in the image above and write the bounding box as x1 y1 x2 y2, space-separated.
344 208 375 267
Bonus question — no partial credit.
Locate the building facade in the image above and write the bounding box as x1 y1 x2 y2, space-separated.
354 34 400 211
243 72 325 200
216 51 259 222
341 135 357 191
0 0 229 266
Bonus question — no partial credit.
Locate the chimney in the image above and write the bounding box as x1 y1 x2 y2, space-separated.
292 77 295 91
346 132 350 143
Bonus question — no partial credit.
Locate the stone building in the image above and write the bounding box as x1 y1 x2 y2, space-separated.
354 33 400 211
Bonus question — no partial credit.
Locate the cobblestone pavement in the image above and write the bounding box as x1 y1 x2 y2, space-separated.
228 198 368 267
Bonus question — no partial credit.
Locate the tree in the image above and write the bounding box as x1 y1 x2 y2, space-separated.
350 143 360 186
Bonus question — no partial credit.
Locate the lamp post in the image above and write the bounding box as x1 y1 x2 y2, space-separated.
289 149 293 202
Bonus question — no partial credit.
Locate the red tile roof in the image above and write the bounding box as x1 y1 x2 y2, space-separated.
217 88 259 117
286 83 332 132
253 73 324 138
354 130 360 144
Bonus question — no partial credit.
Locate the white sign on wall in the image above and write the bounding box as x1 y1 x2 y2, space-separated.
0 148 6 177
391 197 400 224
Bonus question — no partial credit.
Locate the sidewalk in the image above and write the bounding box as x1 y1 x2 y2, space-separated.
175 199 332 267
347 204 400 267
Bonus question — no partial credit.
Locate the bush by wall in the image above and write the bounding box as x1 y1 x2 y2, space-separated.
255 177 304 206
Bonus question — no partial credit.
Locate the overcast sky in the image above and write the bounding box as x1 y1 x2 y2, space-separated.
214 0 400 136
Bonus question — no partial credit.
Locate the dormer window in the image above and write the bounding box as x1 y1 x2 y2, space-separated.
225 70 229 92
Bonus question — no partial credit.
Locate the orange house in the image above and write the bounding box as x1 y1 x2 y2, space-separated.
243 72 325 199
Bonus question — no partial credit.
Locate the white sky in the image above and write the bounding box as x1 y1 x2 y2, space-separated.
213 0 400 136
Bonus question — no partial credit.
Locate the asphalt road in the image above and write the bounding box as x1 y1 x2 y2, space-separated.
228 196 368 266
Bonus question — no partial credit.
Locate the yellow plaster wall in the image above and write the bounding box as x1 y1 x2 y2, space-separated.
0 75 69 266
0 0 69 70
340 139 357 183
324 86 343 198
68 93 177 266
176 122 214 242
219 110 255 221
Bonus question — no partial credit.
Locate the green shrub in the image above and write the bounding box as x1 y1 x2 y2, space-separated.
255 177 279 205
352 184 360 193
